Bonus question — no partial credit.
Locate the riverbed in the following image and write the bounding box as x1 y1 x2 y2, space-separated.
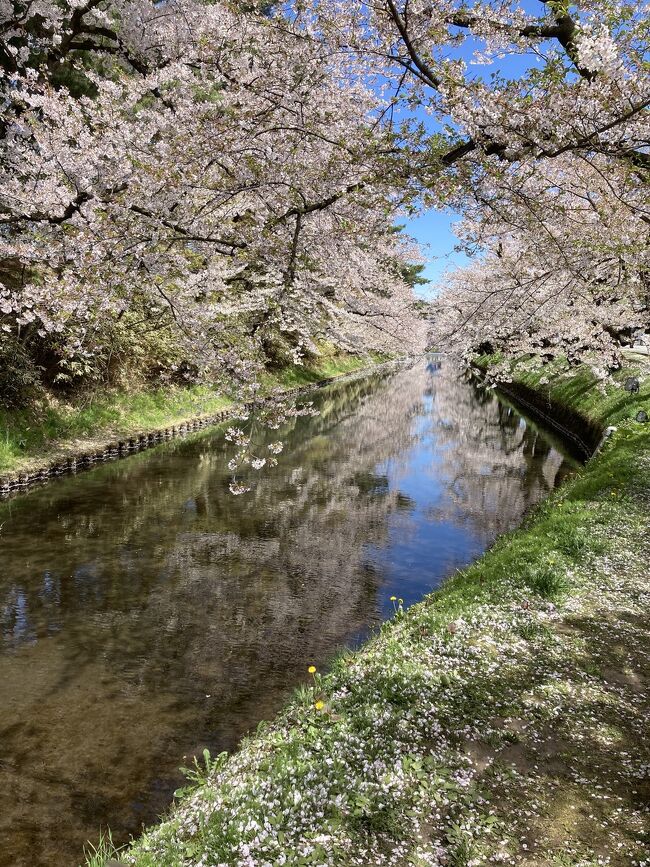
0 359 579 866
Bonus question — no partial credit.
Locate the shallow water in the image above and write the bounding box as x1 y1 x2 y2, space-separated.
0 360 579 866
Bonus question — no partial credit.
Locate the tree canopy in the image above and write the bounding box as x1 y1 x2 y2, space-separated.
1 0 648 392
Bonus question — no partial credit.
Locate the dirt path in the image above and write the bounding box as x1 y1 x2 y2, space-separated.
456 470 650 866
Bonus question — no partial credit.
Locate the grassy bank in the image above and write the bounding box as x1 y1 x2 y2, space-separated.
0 352 382 475
476 352 649 429
90 358 649 867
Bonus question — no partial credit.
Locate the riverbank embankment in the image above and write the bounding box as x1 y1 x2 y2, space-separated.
0 352 388 497
91 356 649 867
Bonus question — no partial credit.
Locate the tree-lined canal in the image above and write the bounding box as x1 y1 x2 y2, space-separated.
0 360 580 866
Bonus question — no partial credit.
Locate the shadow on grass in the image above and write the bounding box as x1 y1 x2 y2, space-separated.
437 561 650 864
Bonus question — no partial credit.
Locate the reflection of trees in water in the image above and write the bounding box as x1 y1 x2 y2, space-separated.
0 366 431 865
125 366 430 698
0 361 576 865
422 364 575 544
0 368 425 657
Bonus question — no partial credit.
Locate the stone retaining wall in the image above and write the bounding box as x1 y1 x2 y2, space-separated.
471 364 602 461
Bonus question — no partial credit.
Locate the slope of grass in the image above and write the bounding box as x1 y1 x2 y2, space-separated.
86 357 650 867
0 385 232 472
475 352 650 428
0 352 381 474
264 351 390 390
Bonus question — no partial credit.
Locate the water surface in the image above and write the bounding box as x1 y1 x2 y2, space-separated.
0 360 579 865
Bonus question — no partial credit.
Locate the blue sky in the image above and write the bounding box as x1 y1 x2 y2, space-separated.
404 209 471 297
396 4 549 298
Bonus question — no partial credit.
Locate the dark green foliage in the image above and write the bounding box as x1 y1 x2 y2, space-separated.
400 262 430 289
0 335 41 407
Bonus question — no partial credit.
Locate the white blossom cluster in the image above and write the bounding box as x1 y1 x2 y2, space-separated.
310 0 649 372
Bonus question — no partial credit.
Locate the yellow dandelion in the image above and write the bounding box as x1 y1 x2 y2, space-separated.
308 665 317 674
314 700 325 711
390 595 397 601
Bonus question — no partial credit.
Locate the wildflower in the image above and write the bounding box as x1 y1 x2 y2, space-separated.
314 700 325 711
390 595 397 601
308 665 317 674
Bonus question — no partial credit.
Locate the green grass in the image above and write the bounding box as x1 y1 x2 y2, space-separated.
0 352 381 473
262 351 390 390
83 357 650 866
475 352 650 428
0 385 232 471
83 830 123 867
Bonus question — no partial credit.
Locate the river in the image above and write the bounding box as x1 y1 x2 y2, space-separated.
0 359 580 866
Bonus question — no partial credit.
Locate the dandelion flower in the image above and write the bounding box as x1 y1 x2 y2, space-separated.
308 665 317 674
389 595 397 601
314 700 325 711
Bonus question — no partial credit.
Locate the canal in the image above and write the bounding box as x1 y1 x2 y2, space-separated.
0 359 580 865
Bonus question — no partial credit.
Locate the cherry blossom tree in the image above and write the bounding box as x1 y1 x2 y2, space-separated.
0 0 427 394
307 0 649 370
430 150 649 374
2 0 648 398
